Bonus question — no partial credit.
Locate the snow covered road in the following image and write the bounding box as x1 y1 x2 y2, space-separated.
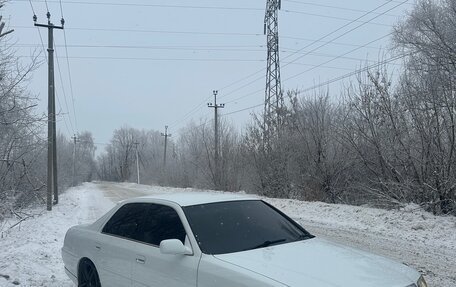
0 182 454 286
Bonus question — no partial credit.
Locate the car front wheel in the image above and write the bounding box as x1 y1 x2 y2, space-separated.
78 259 101 287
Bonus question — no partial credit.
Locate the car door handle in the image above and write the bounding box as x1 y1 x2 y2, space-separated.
95 242 101 251
136 256 146 264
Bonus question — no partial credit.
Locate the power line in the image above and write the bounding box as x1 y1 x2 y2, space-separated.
214 0 408 119
217 0 400 99
218 33 391 106
221 0 406 101
220 54 409 118
62 28 78 132
18 45 396 71
58 0 64 18
16 1 396 28
222 103 264 117
169 108 212 131
15 40 383 51
43 0 49 12
14 30 384 51
296 54 409 94
278 0 409 80
55 0 78 132
225 88 264 105
28 0 72 139
34 10 65 210
167 1 400 131
28 0 48 62
28 0 75 136
27 0 36 14
13 25 265 36
15 0 263 11
54 92 73 136
282 0 399 17
282 9 392 27
137 2 404 133
17 43 266 51
196 1 407 122
283 33 393 83
54 42 75 134
26 55 268 62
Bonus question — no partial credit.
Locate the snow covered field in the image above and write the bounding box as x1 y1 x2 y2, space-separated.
0 182 455 286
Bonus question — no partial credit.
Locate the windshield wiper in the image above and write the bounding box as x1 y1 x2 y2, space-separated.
250 238 287 250
295 233 315 241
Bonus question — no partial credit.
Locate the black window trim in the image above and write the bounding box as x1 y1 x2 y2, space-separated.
261 200 315 239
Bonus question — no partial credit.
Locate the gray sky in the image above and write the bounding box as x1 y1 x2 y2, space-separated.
5 0 413 152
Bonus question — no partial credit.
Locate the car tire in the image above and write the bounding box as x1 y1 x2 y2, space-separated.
78 259 101 287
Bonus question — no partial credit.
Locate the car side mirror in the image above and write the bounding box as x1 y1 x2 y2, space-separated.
160 239 192 255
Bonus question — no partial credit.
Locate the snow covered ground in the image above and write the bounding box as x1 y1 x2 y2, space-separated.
0 182 455 286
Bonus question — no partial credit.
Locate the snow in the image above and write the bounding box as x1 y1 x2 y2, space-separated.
264 198 456 287
0 182 455 286
0 183 114 287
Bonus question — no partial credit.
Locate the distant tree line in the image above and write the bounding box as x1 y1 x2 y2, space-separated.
2 0 455 217
97 0 455 215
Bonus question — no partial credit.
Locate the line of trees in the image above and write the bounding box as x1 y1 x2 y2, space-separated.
97 0 455 215
2 0 455 216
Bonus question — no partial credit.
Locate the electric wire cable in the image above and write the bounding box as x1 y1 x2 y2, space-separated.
28 0 75 136
54 42 75 134
282 0 399 16
43 0 49 13
169 0 403 130
219 53 410 118
59 3 79 132
28 0 48 62
283 33 392 83
218 0 400 98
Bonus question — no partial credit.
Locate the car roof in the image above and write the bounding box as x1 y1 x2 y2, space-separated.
123 191 260 207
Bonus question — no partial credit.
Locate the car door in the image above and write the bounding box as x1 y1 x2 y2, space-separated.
98 203 150 287
131 203 199 287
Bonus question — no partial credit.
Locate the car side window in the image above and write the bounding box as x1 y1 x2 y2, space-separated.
137 204 186 246
102 203 148 241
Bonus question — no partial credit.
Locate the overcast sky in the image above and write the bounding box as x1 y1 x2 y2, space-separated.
5 0 414 152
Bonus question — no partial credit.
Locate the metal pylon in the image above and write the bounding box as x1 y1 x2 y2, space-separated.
263 0 283 146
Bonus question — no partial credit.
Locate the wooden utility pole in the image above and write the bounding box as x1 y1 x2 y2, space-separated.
71 134 79 186
161 126 171 168
207 90 224 190
134 142 140 184
34 12 64 210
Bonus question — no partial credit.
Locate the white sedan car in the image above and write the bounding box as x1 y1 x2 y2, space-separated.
62 192 428 287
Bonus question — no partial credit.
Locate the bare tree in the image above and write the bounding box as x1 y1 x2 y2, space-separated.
287 91 353 202
0 23 44 217
392 0 456 214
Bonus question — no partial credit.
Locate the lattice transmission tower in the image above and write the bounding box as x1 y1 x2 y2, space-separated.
263 0 283 145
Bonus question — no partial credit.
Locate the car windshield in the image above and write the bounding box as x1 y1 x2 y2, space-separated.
183 200 314 255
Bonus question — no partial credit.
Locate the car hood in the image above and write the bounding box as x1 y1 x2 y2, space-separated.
213 238 419 287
